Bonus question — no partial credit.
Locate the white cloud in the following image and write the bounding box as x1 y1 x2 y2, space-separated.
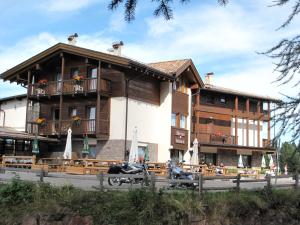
39 0 99 12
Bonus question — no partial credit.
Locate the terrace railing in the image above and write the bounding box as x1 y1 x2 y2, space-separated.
193 132 236 145
28 78 111 98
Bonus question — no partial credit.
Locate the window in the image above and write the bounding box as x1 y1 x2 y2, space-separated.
239 155 252 168
70 67 79 78
180 114 186 129
87 106 96 120
220 96 226 104
170 149 184 162
172 82 177 91
204 153 217 166
171 113 177 127
69 107 77 117
88 67 97 78
206 95 214 104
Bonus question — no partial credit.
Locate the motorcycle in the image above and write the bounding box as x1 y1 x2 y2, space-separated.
167 160 198 188
107 163 149 186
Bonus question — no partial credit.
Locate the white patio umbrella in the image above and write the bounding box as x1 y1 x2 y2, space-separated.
238 154 244 168
128 126 138 164
261 154 266 168
191 138 199 165
268 154 274 169
63 128 72 159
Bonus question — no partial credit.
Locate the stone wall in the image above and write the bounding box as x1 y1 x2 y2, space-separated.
217 149 237 167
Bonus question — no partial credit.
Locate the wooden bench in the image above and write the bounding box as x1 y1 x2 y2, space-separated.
2 155 36 169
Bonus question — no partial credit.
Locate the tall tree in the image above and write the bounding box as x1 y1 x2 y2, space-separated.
108 0 228 21
108 0 300 142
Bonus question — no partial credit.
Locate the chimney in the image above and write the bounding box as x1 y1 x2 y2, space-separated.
205 72 214 86
68 33 78 45
108 41 124 56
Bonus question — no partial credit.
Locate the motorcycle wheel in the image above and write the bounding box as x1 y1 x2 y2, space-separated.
108 177 122 186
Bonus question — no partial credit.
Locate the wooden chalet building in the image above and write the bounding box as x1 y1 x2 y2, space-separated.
191 73 278 168
1 43 201 162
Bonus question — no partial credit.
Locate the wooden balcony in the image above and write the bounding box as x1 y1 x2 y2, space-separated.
28 78 111 98
27 118 109 136
193 132 236 145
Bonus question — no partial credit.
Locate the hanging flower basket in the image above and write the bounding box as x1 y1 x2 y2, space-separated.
72 115 81 126
35 118 46 127
73 75 84 85
38 79 48 89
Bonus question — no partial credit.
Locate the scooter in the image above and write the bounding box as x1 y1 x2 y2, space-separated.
167 160 198 188
107 163 149 186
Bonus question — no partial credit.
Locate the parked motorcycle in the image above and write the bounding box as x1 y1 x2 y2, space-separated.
107 163 149 186
167 160 198 188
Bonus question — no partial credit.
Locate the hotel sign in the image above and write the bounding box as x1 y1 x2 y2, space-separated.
171 128 188 149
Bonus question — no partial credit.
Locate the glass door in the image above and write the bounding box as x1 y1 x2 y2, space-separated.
87 67 97 91
87 106 96 132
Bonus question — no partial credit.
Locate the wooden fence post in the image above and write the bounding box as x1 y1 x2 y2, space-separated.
198 173 203 199
150 172 156 192
294 172 299 189
266 174 271 190
98 172 104 191
236 174 241 192
39 169 44 182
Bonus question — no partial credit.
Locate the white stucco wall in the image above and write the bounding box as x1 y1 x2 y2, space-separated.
109 82 172 163
184 88 192 163
0 98 27 131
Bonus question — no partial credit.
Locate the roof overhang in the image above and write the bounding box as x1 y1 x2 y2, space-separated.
1 43 174 85
175 59 205 88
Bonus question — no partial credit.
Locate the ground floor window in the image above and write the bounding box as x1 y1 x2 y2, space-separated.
203 153 217 166
170 149 184 163
241 155 252 168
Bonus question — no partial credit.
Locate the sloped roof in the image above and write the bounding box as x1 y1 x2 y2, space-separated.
204 84 280 102
1 43 173 83
148 59 190 75
0 127 59 142
148 59 204 87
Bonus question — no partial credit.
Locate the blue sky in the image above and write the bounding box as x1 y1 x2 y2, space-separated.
0 0 299 101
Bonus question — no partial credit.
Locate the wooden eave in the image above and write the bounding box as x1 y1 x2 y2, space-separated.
202 86 281 103
175 59 205 88
1 43 173 84
199 142 276 152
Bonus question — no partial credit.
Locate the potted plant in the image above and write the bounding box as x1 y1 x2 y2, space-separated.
73 75 84 85
72 115 81 127
38 79 48 89
35 118 46 127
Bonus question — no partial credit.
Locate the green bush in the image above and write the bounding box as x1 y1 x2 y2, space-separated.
0 175 35 205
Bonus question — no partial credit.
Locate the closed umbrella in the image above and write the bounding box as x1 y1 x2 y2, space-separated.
238 154 244 168
63 128 72 159
191 138 199 165
144 145 150 162
261 154 266 168
268 154 274 169
82 135 90 155
32 135 39 154
129 126 138 164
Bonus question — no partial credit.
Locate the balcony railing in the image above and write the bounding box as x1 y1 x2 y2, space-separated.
26 119 109 136
28 78 111 97
193 132 236 145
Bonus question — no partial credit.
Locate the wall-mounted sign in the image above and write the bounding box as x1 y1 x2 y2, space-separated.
175 138 185 144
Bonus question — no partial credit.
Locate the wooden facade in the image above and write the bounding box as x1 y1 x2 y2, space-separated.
192 88 274 149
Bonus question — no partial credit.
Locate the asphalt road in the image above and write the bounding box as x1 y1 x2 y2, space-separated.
0 170 296 191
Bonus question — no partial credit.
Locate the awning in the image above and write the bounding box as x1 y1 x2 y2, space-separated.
0 127 59 142
200 146 217 153
237 149 252 156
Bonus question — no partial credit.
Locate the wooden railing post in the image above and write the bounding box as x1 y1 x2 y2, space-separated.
236 173 241 192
